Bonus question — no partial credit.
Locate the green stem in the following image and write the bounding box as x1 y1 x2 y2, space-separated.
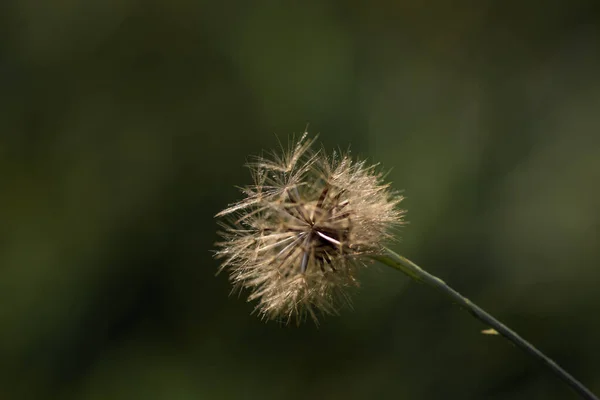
372 247 598 400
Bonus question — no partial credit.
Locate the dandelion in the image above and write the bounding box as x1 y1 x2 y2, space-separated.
213 132 597 400
215 133 404 323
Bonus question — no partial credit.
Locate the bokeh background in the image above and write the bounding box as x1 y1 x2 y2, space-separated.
1 1 599 399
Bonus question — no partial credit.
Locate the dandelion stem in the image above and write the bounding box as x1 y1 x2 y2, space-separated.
373 247 598 400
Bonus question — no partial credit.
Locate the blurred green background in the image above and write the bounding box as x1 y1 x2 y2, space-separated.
1 1 599 399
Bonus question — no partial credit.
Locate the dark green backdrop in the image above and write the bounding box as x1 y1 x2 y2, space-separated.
1 1 599 399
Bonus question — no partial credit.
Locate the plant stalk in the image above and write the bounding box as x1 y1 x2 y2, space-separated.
372 247 598 400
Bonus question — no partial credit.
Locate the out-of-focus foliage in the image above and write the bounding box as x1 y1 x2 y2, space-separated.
1 1 599 399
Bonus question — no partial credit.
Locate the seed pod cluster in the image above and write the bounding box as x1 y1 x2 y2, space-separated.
215 133 404 324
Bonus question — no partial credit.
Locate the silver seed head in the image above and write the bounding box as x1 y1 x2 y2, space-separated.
215 133 405 324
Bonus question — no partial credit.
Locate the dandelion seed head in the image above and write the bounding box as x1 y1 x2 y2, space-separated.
215 133 405 324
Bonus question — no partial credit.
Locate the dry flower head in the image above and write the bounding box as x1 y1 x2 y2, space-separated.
215 133 404 324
